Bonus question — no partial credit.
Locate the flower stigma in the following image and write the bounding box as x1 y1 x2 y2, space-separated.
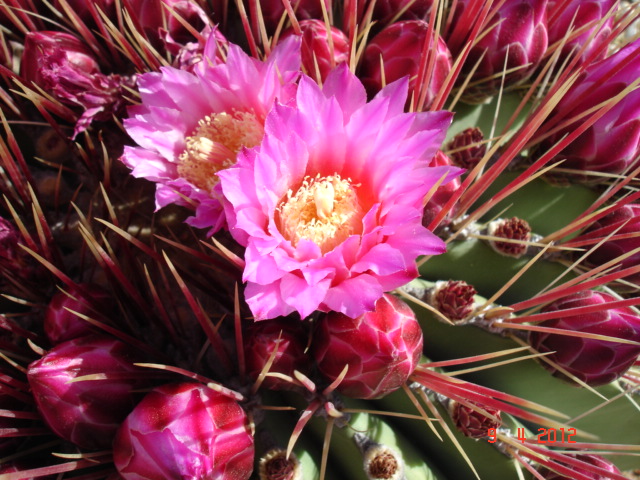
277 173 363 253
178 110 264 191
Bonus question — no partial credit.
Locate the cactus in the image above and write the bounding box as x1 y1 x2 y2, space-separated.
0 1 639 480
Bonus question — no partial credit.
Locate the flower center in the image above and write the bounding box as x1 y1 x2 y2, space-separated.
178 110 263 192
277 174 363 253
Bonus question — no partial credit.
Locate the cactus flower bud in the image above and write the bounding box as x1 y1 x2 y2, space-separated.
528 290 640 386
360 20 452 106
280 20 349 82
547 0 617 65
313 294 423 399
422 151 462 228
449 400 502 439
44 284 113 345
538 38 640 177
244 318 311 390
577 203 640 291
113 382 254 480
21 31 132 136
370 0 433 27
450 0 548 103
27 335 147 450
257 0 331 33
537 453 622 479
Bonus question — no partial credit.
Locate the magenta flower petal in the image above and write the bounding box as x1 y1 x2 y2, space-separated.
121 33 301 233
219 64 461 320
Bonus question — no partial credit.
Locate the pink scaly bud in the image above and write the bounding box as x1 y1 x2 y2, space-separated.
44 284 113 345
577 203 640 291
537 453 622 479
429 280 477 322
450 0 548 103
528 290 640 386
113 382 254 480
244 318 311 390
547 0 617 65
422 151 462 229
360 20 452 107
313 294 423 399
27 335 148 450
487 217 532 258
280 19 349 82
256 0 331 33
537 38 640 177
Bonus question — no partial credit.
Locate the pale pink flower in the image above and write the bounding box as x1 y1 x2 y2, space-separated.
121 34 301 232
218 65 460 320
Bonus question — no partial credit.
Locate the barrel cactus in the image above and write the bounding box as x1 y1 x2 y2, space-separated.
0 1 638 480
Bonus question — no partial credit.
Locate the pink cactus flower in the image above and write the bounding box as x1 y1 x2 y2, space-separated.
27 335 148 450
538 38 640 177
121 33 301 233
113 382 254 480
528 290 640 386
218 65 460 320
313 293 423 399
360 20 452 107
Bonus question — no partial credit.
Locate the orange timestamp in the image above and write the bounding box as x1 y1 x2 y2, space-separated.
487 427 578 444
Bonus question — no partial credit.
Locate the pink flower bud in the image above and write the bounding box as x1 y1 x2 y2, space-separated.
113 382 254 480
537 453 622 479
44 284 113 345
27 335 148 449
528 290 640 386
450 0 548 103
538 38 640 176
449 400 502 439
370 0 433 27
360 20 452 106
0 217 20 262
313 294 423 399
21 31 133 136
257 0 331 33
422 150 461 228
244 318 311 390
577 203 640 291
52 0 116 23
21 31 100 87
280 19 349 82
547 0 617 65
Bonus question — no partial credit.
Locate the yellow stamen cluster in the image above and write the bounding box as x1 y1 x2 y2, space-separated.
178 110 263 191
277 174 363 254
